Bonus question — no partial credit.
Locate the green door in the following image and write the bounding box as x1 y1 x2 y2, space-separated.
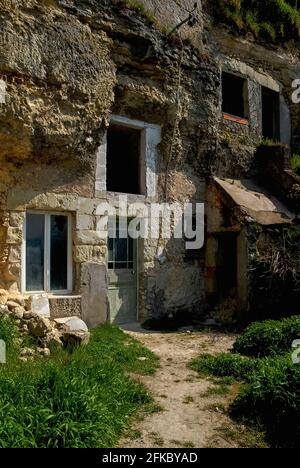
107 221 137 325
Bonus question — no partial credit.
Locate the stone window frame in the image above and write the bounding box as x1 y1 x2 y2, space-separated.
95 115 161 200
21 211 73 295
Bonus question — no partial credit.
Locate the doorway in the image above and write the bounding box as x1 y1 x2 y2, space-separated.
262 87 280 141
107 220 138 324
216 233 238 300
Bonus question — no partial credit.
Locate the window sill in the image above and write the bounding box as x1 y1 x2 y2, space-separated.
48 294 81 299
107 191 147 203
23 292 78 298
223 113 249 125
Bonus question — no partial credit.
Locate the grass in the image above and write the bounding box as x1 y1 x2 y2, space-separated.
211 0 300 43
258 138 282 147
0 319 159 448
212 0 300 43
112 0 155 24
190 315 300 447
190 353 261 381
216 424 268 448
200 383 231 398
204 402 226 413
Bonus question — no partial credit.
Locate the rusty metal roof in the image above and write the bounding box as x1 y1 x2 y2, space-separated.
214 177 295 225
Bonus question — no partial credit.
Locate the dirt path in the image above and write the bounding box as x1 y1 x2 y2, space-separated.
119 326 256 449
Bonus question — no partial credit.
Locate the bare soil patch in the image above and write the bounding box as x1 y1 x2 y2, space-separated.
120 326 263 448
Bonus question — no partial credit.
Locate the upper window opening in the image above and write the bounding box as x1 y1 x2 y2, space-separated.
107 123 142 195
262 87 280 141
222 72 248 119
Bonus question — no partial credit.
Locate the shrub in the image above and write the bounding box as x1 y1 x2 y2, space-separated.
231 356 300 447
212 0 300 43
291 154 300 175
233 315 300 357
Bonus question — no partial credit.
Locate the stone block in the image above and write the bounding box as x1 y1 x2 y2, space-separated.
54 316 88 332
28 294 50 318
0 80 6 104
10 211 25 228
75 230 107 246
73 245 93 263
5 263 21 281
7 189 78 212
6 227 22 244
76 214 94 231
80 263 108 328
49 296 81 319
8 246 21 263
73 245 107 263
0 246 9 264
77 197 98 215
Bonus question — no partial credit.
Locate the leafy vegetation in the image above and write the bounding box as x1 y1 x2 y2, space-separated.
247 225 300 319
258 138 282 146
0 315 20 360
211 0 300 43
233 315 300 357
0 319 158 448
190 315 300 447
232 356 300 447
291 153 300 174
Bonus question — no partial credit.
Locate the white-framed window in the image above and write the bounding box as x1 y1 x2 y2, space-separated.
95 115 161 198
22 212 72 294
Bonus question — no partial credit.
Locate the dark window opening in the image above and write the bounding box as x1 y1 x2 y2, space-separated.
107 124 142 195
222 72 248 119
50 215 68 291
262 87 280 141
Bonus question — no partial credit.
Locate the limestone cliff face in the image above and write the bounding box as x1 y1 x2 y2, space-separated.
0 0 218 196
0 0 116 196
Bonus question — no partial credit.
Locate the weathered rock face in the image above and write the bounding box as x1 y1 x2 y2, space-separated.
0 0 299 323
0 0 116 195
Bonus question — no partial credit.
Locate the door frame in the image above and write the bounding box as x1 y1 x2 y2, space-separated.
107 219 140 323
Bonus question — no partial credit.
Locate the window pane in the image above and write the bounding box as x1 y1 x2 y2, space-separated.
26 214 45 291
128 237 134 262
115 262 127 270
50 215 68 291
108 237 114 262
115 238 127 262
